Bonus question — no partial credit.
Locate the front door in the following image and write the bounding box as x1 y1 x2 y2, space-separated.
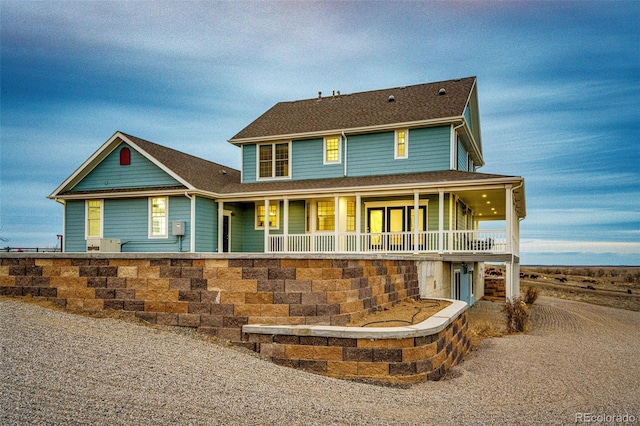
368 208 384 248
387 207 405 249
223 214 230 252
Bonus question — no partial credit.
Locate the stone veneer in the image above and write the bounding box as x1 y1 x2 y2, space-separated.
0 254 470 382
244 300 469 383
483 277 506 301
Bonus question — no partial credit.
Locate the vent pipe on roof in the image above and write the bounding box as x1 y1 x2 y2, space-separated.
318 91 322 99
388 95 395 102
439 88 446 95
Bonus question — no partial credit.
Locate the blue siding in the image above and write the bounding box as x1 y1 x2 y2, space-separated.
457 139 468 171
347 126 451 177
64 200 86 252
72 143 181 191
292 138 344 180
195 197 216 252
464 105 472 132
241 126 452 182
242 144 256 183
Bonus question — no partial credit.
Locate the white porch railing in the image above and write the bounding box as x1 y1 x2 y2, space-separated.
268 230 508 254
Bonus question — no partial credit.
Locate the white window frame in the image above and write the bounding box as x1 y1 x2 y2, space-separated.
323 135 342 164
149 196 169 239
256 141 291 180
255 202 280 230
85 199 103 239
394 129 409 159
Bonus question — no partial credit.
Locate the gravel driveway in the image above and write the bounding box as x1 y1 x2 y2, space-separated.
2 296 639 425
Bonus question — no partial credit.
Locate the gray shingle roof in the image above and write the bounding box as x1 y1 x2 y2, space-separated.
118 133 241 194
230 77 476 142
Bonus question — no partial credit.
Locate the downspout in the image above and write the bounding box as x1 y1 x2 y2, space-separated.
451 122 465 170
342 131 348 177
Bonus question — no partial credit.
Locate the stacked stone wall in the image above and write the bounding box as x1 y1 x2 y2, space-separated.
0 256 419 343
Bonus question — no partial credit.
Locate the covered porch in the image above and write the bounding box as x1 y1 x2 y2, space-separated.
216 178 524 258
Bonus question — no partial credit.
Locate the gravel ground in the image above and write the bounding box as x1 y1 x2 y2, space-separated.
1 296 639 425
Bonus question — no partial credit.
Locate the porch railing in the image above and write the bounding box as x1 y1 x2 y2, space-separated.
268 230 508 254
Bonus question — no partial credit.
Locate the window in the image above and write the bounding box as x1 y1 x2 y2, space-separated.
150 197 168 238
317 200 335 231
324 136 341 164
86 200 103 238
119 147 131 165
258 142 290 179
395 129 408 159
256 202 279 229
346 200 356 232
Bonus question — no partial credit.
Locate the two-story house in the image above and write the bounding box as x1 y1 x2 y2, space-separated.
49 76 526 303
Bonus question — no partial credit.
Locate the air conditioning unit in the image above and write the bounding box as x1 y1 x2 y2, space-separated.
87 238 121 252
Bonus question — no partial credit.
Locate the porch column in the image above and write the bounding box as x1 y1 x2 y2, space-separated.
505 184 513 253
355 193 361 252
334 195 339 252
283 198 289 252
413 190 419 254
505 259 513 300
190 194 196 252
438 189 444 253
264 198 270 253
217 200 224 253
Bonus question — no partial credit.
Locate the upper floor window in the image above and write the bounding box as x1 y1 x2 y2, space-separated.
86 200 103 238
119 147 131 165
149 197 168 238
324 136 341 164
395 130 408 159
256 202 279 229
258 142 290 179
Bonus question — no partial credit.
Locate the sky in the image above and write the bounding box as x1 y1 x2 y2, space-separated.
1 0 638 265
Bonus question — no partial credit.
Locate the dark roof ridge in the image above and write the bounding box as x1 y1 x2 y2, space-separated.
283 76 477 104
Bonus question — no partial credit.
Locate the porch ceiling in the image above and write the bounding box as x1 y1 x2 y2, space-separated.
456 188 507 221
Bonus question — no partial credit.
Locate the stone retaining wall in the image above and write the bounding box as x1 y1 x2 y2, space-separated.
244 302 470 383
483 277 505 301
0 255 419 343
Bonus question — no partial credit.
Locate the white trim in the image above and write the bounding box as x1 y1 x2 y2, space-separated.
255 201 280 230
223 209 232 253
323 135 342 165
148 196 169 239
256 141 292 181
394 129 409 159
49 131 195 198
85 199 103 239
228 116 463 145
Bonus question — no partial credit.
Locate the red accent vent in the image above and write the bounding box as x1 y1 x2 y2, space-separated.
120 147 131 165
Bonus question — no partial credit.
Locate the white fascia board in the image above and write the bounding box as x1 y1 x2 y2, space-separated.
49 131 124 198
119 134 195 190
48 131 196 199
217 176 524 202
227 117 459 145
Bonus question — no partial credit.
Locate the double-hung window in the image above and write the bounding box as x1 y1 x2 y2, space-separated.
150 197 168 238
256 202 279 229
258 142 290 179
86 200 103 238
395 129 408 159
316 201 335 231
324 136 341 164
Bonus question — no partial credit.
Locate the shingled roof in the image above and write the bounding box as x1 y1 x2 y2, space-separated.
230 76 476 142
120 133 240 194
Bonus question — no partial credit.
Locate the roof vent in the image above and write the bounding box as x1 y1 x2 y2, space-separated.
219 169 227 175
388 95 395 102
438 88 446 96
318 91 322 99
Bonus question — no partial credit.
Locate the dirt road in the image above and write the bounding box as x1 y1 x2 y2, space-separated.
1 296 639 425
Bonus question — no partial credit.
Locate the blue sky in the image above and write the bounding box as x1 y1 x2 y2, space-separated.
1 0 638 265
